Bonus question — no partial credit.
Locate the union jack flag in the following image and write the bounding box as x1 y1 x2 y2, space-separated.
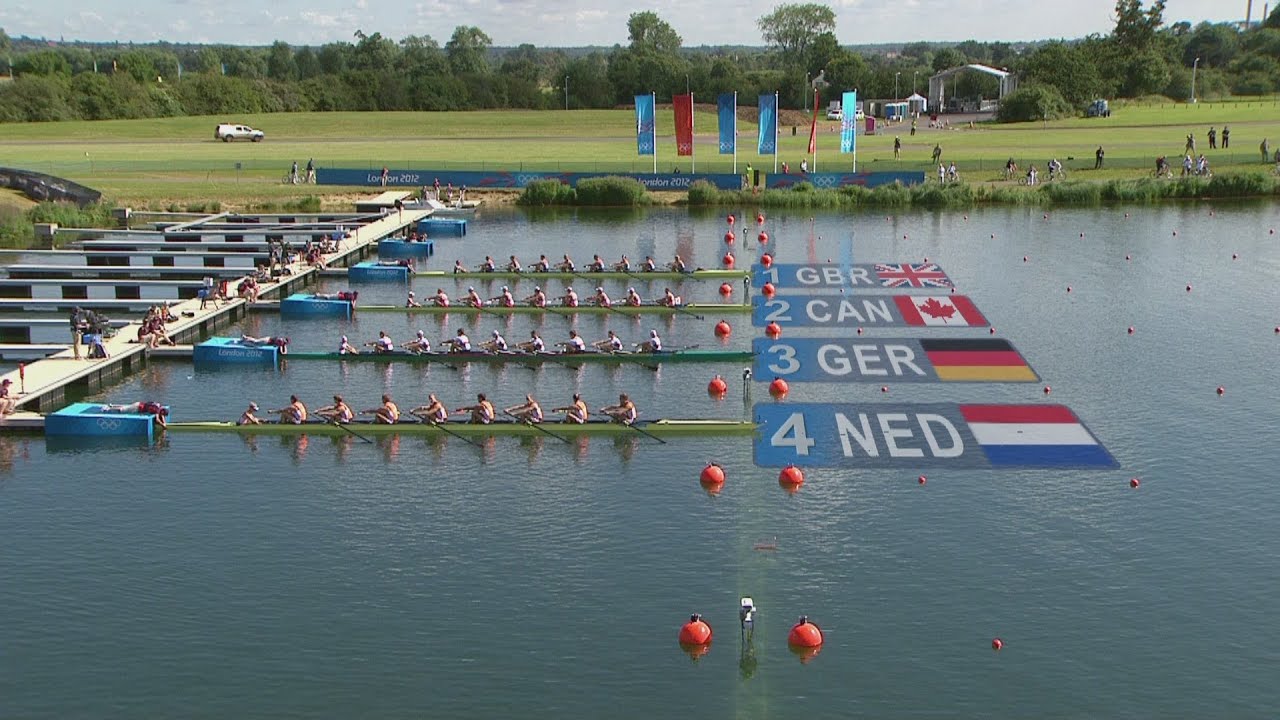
874 263 953 288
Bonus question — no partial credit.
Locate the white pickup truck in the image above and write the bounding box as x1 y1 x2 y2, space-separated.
214 123 265 142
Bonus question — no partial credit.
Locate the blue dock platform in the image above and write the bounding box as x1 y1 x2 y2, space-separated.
280 293 354 319
349 261 411 282
44 401 164 442
417 218 467 236
377 239 435 258
193 337 282 369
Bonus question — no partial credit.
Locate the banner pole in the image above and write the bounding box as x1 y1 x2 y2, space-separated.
773 91 779 175
691 93 696 174
733 92 738 175
813 90 819 174
652 92 658 176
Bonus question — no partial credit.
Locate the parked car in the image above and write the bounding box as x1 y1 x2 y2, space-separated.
1086 99 1111 118
214 123 265 142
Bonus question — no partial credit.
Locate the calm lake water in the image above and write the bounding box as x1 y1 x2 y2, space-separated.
3 202 1280 718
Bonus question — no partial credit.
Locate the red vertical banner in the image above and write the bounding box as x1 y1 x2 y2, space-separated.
808 88 819 155
674 93 694 156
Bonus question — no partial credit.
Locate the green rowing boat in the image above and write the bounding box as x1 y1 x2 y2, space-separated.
166 419 757 438
285 349 752 364
415 269 748 281
357 302 749 315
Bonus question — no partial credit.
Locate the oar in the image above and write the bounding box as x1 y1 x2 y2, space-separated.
648 299 704 321
325 416 373 443
595 412 667 444
409 411 483 448
503 410 569 444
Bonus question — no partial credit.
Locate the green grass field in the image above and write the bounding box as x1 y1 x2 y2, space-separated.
1 101 1278 208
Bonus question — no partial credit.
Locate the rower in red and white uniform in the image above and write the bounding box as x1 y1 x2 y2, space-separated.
593 330 624 352
660 288 683 307
587 254 606 272
464 286 484 308
443 327 471 353
517 330 545 353
591 286 612 308
506 255 522 272
668 254 687 273
401 330 431 354
533 255 551 272
481 329 508 352
601 393 638 425
338 335 360 354
561 286 579 308
431 288 450 307
625 287 643 307
490 286 515 307
411 393 449 423
637 329 662 353
476 256 497 272
405 291 422 308
504 394 544 424
613 255 631 272
523 286 547 307
552 393 590 424
642 256 657 272
557 329 587 354
555 254 575 272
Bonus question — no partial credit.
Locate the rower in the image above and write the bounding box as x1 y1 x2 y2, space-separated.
239 335 290 354
452 260 466 275
411 393 449 424
362 394 401 424
365 330 394 354
481 329 509 352
588 254 606 273
270 395 308 424
506 255 522 272
316 394 354 423
555 254 575 272
455 392 496 424
557 329 587 354
637 329 663 353
431 288 450 307
517 330 545 353
601 393 638 425
523 286 547 308
552 393 590 424
477 256 496 273
461 286 483 308
642 256 657 272
443 327 472 353
401 330 431 354
561 286 579 308
338 335 360 355
405 291 422 308
100 401 169 429
625 287 643 307
660 288 683 307
490 286 515 308
592 286 612 308
238 402 263 426
504 394 544 424
593 329 624 352
613 255 631 273
668 254 687 273
533 255 551 272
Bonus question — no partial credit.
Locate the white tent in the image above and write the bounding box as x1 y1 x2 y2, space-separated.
906 93 928 114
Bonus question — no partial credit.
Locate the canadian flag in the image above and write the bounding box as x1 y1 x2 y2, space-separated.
894 295 988 327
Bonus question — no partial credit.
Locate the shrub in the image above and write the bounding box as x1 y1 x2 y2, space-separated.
996 84 1074 123
517 179 576 206
687 180 720 205
574 176 650 206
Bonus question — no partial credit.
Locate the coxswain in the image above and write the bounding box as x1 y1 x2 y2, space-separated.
239 335 290 354
552 393 590 424
601 393 638 425
506 255 522 272
401 330 431 354
561 286 579 308
337 335 360 355
555 254 575 272
625 287 643 307
238 401 262 426
504 394 544 424
405 291 422 308
668 254 687 273
523 286 547 308
592 286 612 308
517 330 545 353
362 394 401 424
557 329 587 354
464 286 484 308
443 327 471 353
613 255 631 273
316 395 354 423
593 329 624 352
456 392 496 424
637 329 662 353
533 255 551 272
270 395 308 425
411 393 449 424
490 286 515 308
365 330 394 354
481 329 509 352
476 256 496 273
101 401 169 429
588 254 606 273
431 288 450 307
660 288 683 307
452 260 466 274
642 256 657 272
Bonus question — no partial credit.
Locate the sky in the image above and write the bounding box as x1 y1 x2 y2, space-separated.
0 0 1254 47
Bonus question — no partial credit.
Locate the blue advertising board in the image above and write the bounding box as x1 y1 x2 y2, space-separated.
753 263 954 292
317 168 927 192
752 294 989 328
765 171 925 189
752 338 1038 383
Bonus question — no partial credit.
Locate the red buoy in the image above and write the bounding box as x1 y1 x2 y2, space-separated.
725 230 735 244
1067 286 1072 293
788 616 823 647
778 465 804 486
768 377 789 398
1216 386 1225 396
762 282 776 298
1128 326 1135 335
1023 256 1028 263
1186 284 1192 292
679 614 713 646
880 386 889 393
761 253 774 268
1043 386 1051 395
856 327 864 335
727 214 735 225
699 462 726 485
918 475 927 485
992 638 1004 651
765 322 782 339
1126 254 1132 260
707 376 728 396
1233 253 1239 260
923 256 929 263
758 231 768 244
714 320 732 338
1274 326 1279 334
989 327 996 335
722 252 735 269
719 283 733 297
1130 477 1140 489
756 213 765 225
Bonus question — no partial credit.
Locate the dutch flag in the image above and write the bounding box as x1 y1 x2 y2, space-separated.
960 404 1117 468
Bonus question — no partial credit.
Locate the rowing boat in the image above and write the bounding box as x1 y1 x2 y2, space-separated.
285 349 752 364
358 302 749 315
415 269 747 281
166 419 757 438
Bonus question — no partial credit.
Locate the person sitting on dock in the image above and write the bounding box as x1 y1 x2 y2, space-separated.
555 254 575 272
505 395 543 424
453 260 466 275
238 277 260 304
0 378 18 415
668 254 687 273
411 393 449 424
481 329 508 353
636 329 663 353
659 288 683 307
533 255 551 273
402 331 431 354
455 393 495 424
517 331 545 354
560 286 579 308
587 254 607 273
506 255 522 272
361 394 401 424
642 256 657 272
238 402 263 426
443 328 472 353
556 329 587 354
601 393 638 425
489 286 515 308
625 287 643 307
464 287 484 308
613 255 631 273
405 291 422 308
158 303 177 323
315 395 354 424
239 335 290 354
365 331 394 354
593 330 624 353
477 256 497 273
591 287 612 308
523 286 547 308
430 289 450 307
101 401 169 429
552 393 590 424
338 335 360 355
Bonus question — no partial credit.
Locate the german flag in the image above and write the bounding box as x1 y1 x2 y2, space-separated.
920 338 1038 382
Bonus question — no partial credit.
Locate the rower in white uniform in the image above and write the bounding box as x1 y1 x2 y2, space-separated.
517 330 545 353
405 291 422 308
338 335 360 354
637 329 662 353
443 327 471 353
557 329 587 354
504 394 544 424
593 330 624 352
552 393 590 424
601 393 638 425
506 255 522 272
481 329 508 352
411 393 449 423
401 331 431 354
365 331 394 354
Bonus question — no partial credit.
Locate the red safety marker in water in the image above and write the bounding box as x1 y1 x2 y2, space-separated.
1130 478 1140 489
714 320 732 338
718 283 733 297
918 475 927 485
778 465 804 487
707 376 728 396
762 282 776 298
768 377 789 398
992 638 1004 651
765 322 782 339
699 462 726 486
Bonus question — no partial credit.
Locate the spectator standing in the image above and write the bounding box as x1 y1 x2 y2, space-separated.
893 136 901 159
290 161 299 184
1222 125 1230 148
1208 127 1217 150
1263 139 1272 163
1095 146 1105 169
305 158 316 183
380 166 389 187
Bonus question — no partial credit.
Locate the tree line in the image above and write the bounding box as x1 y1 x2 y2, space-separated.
1 1 1278 125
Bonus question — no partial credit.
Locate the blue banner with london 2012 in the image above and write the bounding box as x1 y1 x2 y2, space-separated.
765 171 925 189
315 168 745 191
